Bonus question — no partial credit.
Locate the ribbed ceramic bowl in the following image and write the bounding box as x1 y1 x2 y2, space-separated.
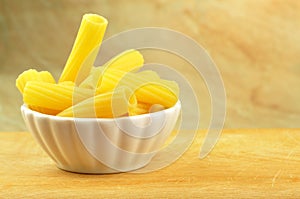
21 101 181 174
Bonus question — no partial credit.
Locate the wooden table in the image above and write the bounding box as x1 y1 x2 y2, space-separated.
1 129 300 198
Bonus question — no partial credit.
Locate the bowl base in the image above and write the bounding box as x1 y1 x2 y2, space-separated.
55 158 152 174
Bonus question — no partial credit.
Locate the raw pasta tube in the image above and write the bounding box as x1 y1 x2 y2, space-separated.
97 69 162 93
128 102 152 116
16 69 56 94
101 49 144 72
97 69 179 107
28 82 77 115
59 14 108 84
134 84 177 107
128 102 164 116
28 105 62 115
23 82 94 111
79 49 144 89
57 88 137 118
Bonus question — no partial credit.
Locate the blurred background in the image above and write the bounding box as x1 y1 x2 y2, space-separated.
0 0 300 131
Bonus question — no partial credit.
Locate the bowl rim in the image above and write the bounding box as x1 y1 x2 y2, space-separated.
21 100 181 121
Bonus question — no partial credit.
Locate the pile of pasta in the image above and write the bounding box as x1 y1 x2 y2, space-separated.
16 14 179 118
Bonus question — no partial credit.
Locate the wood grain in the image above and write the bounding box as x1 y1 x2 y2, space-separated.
1 129 300 198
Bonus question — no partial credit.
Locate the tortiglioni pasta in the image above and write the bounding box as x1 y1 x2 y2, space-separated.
59 14 108 84
16 13 179 118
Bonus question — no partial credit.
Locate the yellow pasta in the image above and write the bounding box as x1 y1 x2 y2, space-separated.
129 102 166 116
28 105 61 115
38 71 56 83
57 88 136 118
155 79 179 97
16 14 180 118
79 49 144 89
149 104 165 113
23 82 94 111
128 102 152 116
134 84 177 108
59 14 108 84
102 49 144 72
16 69 56 93
97 69 159 93
97 69 179 107
59 81 76 87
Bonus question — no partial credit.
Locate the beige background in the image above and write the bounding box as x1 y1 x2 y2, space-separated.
1 0 300 131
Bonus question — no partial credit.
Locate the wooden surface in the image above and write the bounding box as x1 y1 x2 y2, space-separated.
1 0 300 131
1 129 300 198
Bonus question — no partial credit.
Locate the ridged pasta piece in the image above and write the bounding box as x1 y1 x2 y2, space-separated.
59 14 108 84
16 69 56 94
102 49 144 72
154 79 179 97
38 71 56 83
97 69 159 93
128 102 165 116
80 49 144 89
149 104 165 113
23 82 94 111
28 105 61 115
128 102 152 116
97 69 179 107
57 88 137 118
134 84 177 108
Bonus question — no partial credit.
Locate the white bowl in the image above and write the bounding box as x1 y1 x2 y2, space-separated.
21 101 181 173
